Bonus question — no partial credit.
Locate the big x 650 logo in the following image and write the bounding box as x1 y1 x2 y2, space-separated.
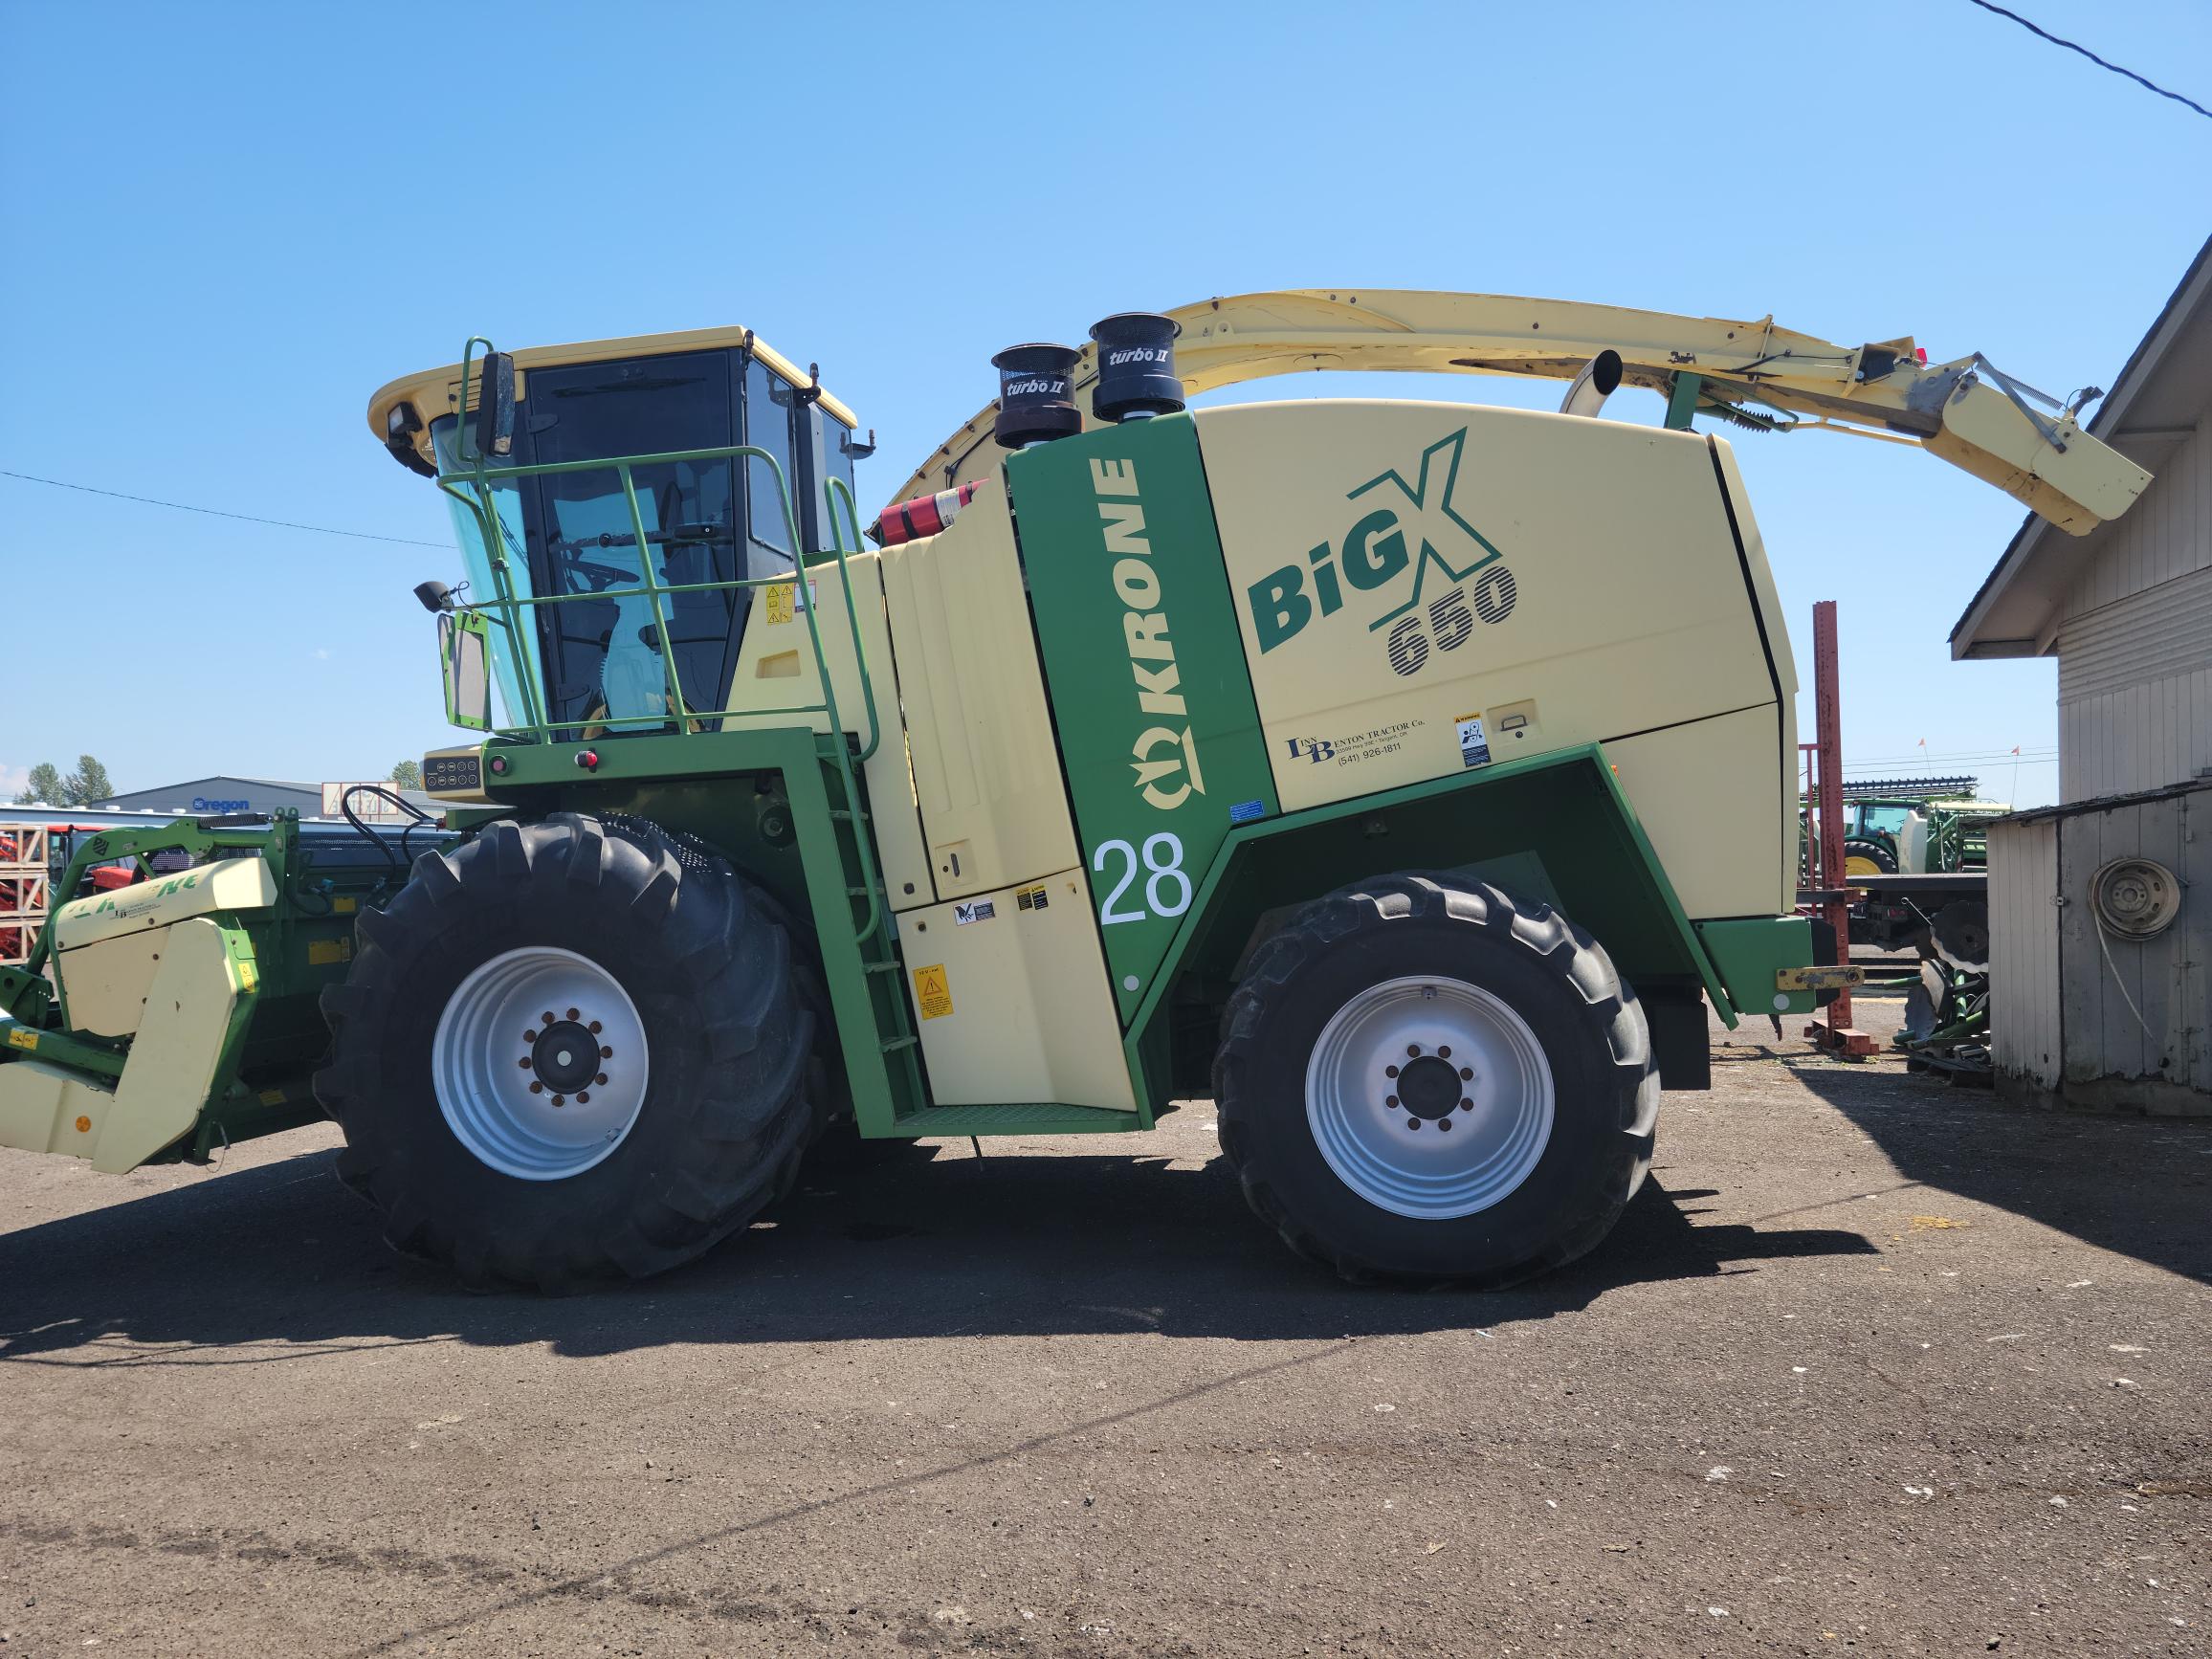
1245 427 1517 677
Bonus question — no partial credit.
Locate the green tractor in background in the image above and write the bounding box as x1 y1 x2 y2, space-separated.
1835 778 2006 879
1808 778 2002 967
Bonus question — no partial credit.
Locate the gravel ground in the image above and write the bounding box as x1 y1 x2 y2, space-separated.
2 993 2206 1656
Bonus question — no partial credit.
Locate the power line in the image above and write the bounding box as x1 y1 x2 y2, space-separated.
0 468 449 548
1962 0 2212 122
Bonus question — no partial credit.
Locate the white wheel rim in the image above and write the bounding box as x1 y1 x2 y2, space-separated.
1305 974 1554 1220
431 945 649 1181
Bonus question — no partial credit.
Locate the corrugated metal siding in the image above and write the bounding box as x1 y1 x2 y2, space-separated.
2058 569 2212 699
1988 817 2062 1090
2053 790 2208 1095
2057 655 2212 801
2051 409 2211 804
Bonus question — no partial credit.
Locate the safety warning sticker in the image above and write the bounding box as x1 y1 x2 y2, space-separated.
912 963 954 1020
1014 885 1051 911
764 581 818 625
1455 712 1492 768
5 1027 37 1051
954 899 996 926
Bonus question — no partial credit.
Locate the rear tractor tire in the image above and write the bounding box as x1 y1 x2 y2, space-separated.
315 813 819 1291
1213 874 1658 1287
1842 838 1898 878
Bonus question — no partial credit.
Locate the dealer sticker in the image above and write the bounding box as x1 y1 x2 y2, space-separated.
1455 713 1492 768
954 898 996 925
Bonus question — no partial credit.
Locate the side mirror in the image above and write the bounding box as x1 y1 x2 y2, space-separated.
474 351 517 461
439 610 493 732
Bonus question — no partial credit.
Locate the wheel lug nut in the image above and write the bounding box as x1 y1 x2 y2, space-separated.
1459 1067 1472 1080
1438 1045 1452 1059
588 1021 603 1034
595 1073 608 1085
1458 1097 1473 1111
1385 1095 1400 1108
1405 1044 1422 1056
1437 1117 1453 1132
576 1091 590 1104
566 1007 580 1021
518 1057 532 1070
551 1094 565 1107
1406 1117 1421 1130
1384 1064 1400 1078
600 1046 613 1058
528 1081 543 1095
542 1011 557 1026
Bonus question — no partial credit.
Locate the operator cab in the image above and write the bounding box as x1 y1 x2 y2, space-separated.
369 331 868 736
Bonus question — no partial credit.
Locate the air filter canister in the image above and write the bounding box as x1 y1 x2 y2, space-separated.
991 343 1082 449
1090 313 1183 421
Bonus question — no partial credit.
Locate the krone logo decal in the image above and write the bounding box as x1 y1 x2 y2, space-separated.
1091 455 1210 810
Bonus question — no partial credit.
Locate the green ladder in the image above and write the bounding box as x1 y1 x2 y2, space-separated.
811 737 929 1133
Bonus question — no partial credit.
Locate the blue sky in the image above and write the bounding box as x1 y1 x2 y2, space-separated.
3 0 2206 808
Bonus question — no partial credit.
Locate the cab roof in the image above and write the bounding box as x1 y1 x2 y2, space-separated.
367 325 858 476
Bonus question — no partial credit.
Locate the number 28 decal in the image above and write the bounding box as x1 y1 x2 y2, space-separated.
1092 832 1191 925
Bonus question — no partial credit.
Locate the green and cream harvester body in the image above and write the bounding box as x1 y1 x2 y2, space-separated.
0 292 2149 1287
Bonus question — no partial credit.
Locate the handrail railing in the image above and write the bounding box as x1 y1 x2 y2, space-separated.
431 345 891 940
434 443 874 741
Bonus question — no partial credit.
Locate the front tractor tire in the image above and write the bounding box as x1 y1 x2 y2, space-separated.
1213 874 1658 1287
316 814 818 1291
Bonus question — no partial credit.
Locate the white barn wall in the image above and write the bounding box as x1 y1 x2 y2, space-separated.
2052 418 2212 803
1987 815 2060 1094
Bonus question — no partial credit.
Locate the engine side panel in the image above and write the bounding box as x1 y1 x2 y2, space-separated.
877 485 1080 903
1197 400 1791 920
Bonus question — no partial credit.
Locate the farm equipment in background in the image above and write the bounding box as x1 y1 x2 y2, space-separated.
1896 956 1993 1084
0 290 2149 1286
1834 778 2005 878
0 810 431 1170
1800 776 1999 968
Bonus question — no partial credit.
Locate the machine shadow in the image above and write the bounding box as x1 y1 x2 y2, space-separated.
0 1139 1874 1366
1778 1055 2212 1284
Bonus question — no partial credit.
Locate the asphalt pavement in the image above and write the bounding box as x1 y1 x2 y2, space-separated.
2 996 2206 1656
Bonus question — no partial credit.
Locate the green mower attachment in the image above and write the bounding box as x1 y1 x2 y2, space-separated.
0 811 429 1171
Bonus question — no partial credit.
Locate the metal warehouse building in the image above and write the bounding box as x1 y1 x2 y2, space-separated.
1953 233 2210 1116
92 776 324 817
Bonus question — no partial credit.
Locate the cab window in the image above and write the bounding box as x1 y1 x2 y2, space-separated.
745 355 799 560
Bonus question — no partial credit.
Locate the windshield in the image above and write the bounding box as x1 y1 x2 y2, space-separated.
431 419 533 725
430 345 820 736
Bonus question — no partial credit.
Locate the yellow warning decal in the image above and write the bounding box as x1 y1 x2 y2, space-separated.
911 963 953 1020
332 896 359 915
5 1027 37 1051
307 938 353 966
258 1088 288 1107
765 582 796 625
236 960 258 993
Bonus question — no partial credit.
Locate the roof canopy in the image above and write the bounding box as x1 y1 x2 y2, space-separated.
368 326 857 476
